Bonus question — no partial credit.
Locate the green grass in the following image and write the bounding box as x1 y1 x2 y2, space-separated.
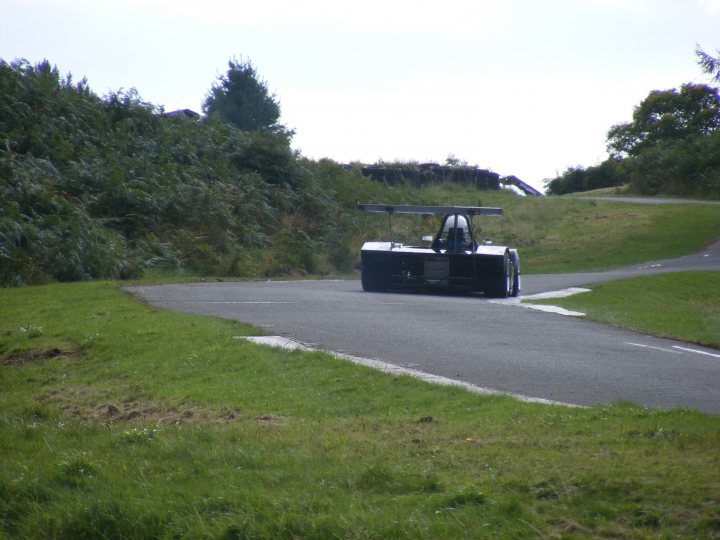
562 185 632 197
1 282 720 538
494 197 720 274
526 271 720 348
124 267 361 286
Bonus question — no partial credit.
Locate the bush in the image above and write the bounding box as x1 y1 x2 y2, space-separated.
0 59 363 285
546 159 625 195
261 227 317 276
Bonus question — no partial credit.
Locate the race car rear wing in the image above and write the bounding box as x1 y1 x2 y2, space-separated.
357 204 503 217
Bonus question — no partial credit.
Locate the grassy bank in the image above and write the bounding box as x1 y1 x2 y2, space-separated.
1 282 719 538
108 194 720 285
354 190 720 275
525 271 720 348
490 197 720 274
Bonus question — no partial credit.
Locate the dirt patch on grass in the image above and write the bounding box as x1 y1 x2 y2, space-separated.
89 401 245 424
39 387 245 425
1 347 73 367
253 414 284 424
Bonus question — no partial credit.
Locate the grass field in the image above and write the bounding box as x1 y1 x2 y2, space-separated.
525 271 720 349
2 282 719 539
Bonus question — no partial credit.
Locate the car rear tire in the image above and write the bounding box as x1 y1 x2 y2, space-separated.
485 251 511 298
361 264 389 292
509 249 520 297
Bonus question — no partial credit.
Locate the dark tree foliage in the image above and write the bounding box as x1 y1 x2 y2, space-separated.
0 58 364 285
202 58 282 133
607 83 720 158
696 45 720 83
360 161 501 189
545 159 625 196
622 132 720 196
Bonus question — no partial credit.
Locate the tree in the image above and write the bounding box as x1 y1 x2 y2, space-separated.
607 83 720 157
696 44 720 83
202 57 282 132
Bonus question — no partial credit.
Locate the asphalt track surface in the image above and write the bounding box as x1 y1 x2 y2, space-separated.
128 241 720 414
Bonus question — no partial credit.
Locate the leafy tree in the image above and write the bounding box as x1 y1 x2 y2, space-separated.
607 83 720 157
445 154 467 167
696 44 720 83
202 58 282 133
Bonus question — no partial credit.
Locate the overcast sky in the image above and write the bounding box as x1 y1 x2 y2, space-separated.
2 0 719 190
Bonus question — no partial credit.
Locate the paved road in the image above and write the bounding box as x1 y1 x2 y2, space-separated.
521 239 720 294
128 242 720 413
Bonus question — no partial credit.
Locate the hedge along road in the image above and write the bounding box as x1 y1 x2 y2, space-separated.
128 242 720 414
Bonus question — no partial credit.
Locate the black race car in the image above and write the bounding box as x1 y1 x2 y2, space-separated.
358 204 520 298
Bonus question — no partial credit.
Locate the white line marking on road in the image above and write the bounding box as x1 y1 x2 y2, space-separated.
624 342 683 354
186 301 298 304
672 346 720 358
515 303 586 317
270 279 345 283
237 336 313 349
522 288 592 300
237 336 583 408
489 288 590 317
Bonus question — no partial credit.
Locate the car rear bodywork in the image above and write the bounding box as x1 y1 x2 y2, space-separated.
358 204 520 298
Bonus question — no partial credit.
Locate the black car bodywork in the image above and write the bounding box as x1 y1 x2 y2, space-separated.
358 204 520 298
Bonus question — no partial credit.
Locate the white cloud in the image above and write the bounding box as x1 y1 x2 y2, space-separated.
697 0 720 13
88 0 509 30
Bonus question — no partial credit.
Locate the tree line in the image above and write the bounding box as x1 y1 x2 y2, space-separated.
546 47 720 197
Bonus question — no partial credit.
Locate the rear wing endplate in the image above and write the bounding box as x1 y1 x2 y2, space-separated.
357 204 503 217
